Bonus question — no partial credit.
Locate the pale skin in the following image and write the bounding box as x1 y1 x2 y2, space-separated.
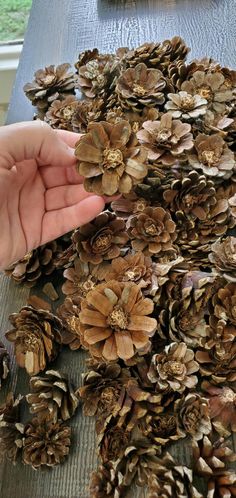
0 121 107 270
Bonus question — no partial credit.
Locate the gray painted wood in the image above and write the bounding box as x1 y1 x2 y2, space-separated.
1 0 236 496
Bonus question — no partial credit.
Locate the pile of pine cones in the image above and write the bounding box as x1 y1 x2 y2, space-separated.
0 36 236 497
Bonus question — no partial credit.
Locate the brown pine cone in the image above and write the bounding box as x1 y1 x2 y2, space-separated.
0 393 24 463
209 237 236 282
22 418 71 468
62 257 97 296
23 63 76 113
116 63 166 112
45 95 78 130
72 98 105 133
193 435 236 477
75 120 148 196
79 281 157 361
212 282 236 325
139 408 182 447
0 341 10 388
135 165 178 203
89 462 124 498
127 206 177 257
195 341 236 384
137 114 194 165
26 369 79 423
111 192 150 218
56 294 82 350
207 471 236 497
148 342 199 393
98 421 131 463
165 91 208 120
188 134 235 180
72 212 129 265
202 380 236 435
75 49 115 99
174 392 212 440
5 306 63 376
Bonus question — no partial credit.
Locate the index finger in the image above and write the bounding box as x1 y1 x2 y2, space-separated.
56 129 83 149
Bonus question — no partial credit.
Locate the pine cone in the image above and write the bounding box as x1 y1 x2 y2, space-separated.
62 258 97 296
116 63 166 112
147 453 203 498
89 462 124 498
45 95 78 130
76 49 115 99
212 282 236 325
188 134 235 180
165 91 208 120
202 380 236 435
98 421 131 463
75 121 148 196
207 471 236 497
0 393 24 463
72 98 104 133
22 418 71 468
57 295 82 350
79 281 157 361
127 206 177 257
195 341 236 384
0 341 10 388
23 63 76 113
140 407 183 447
147 342 199 393
175 392 212 440
26 369 79 423
72 212 129 265
209 237 236 282
134 165 178 202
137 114 194 164
111 192 150 218
193 435 236 477
5 306 63 376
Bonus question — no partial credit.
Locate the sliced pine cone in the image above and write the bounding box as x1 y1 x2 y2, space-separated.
209 237 236 282
147 452 203 498
165 91 208 120
72 212 129 265
127 206 177 257
175 392 211 440
23 418 71 468
202 380 236 435
45 95 78 130
0 393 24 463
26 369 79 423
76 49 115 99
57 294 82 350
79 281 157 361
193 435 236 477
195 341 236 383
62 257 97 296
147 342 199 393
0 341 10 388
137 114 194 164
116 63 166 112
181 69 235 115
5 306 63 376
188 134 235 180
75 120 148 196
23 63 76 113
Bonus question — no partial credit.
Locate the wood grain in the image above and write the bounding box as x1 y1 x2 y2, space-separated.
1 0 236 496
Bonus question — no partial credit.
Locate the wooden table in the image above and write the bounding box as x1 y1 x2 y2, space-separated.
1 0 236 496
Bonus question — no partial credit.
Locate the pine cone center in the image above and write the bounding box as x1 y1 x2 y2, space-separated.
99 387 120 410
43 74 56 86
133 84 146 96
124 267 142 281
107 305 128 330
144 219 162 237
92 232 112 253
180 95 195 110
61 106 75 120
220 387 236 403
66 316 80 334
163 360 185 376
103 148 124 169
200 149 220 166
198 86 212 101
156 129 171 144
153 414 177 435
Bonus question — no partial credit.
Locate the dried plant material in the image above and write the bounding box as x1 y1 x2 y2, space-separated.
0 393 24 463
72 212 129 265
42 282 59 301
175 392 212 440
23 418 71 468
209 237 236 282
137 114 194 164
111 191 150 218
75 121 148 196
193 435 236 477
0 341 10 388
127 206 177 256
57 294 82 350
89 462 125 498
140 408 182 447
99 422 131 463
27 295 52 311
202 380 236 435
207 471 236 498
165 91 208 119
26 370 79 423
80 281 157 361
76 49 115 99
148 342 199 392
195 341 236 384
5 306 63 376
45 95 78 130
188 134 235 180
62 258 97 296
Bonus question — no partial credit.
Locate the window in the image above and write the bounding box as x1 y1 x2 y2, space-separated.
0 0 32 43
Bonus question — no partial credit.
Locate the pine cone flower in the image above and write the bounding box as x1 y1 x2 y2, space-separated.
195 341 236 383
99 423 130 463
57 295 82 350
116 63 166 111
209 237 236 283
75 120 148 196
0 393 24 463
72 98 104 133
127 206 177 256
62 258 97 296
45 95 78 130
147 453 203 498
175 392 211 440
181 70 234 114
76 49 115 98
140 409 182 447
23 63 76 112
125 37 189 72
111 192 150 219
163 170 217 221
23 418 71 468
148 342 199 392
137 114 193 164
193 435 236 478
0 341 10 388
26 369 79 423
80 281 157 361
5 306 63 376
165 91 208 120
202 380 236 434
72 212 129 265
188 134 235 179
212 282 236 325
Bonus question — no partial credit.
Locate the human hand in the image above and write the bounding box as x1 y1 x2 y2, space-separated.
0 121 106 270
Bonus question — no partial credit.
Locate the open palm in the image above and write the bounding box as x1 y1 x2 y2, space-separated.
0 121 105 269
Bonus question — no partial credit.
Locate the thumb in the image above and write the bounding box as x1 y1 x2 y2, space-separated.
0 121 77 170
